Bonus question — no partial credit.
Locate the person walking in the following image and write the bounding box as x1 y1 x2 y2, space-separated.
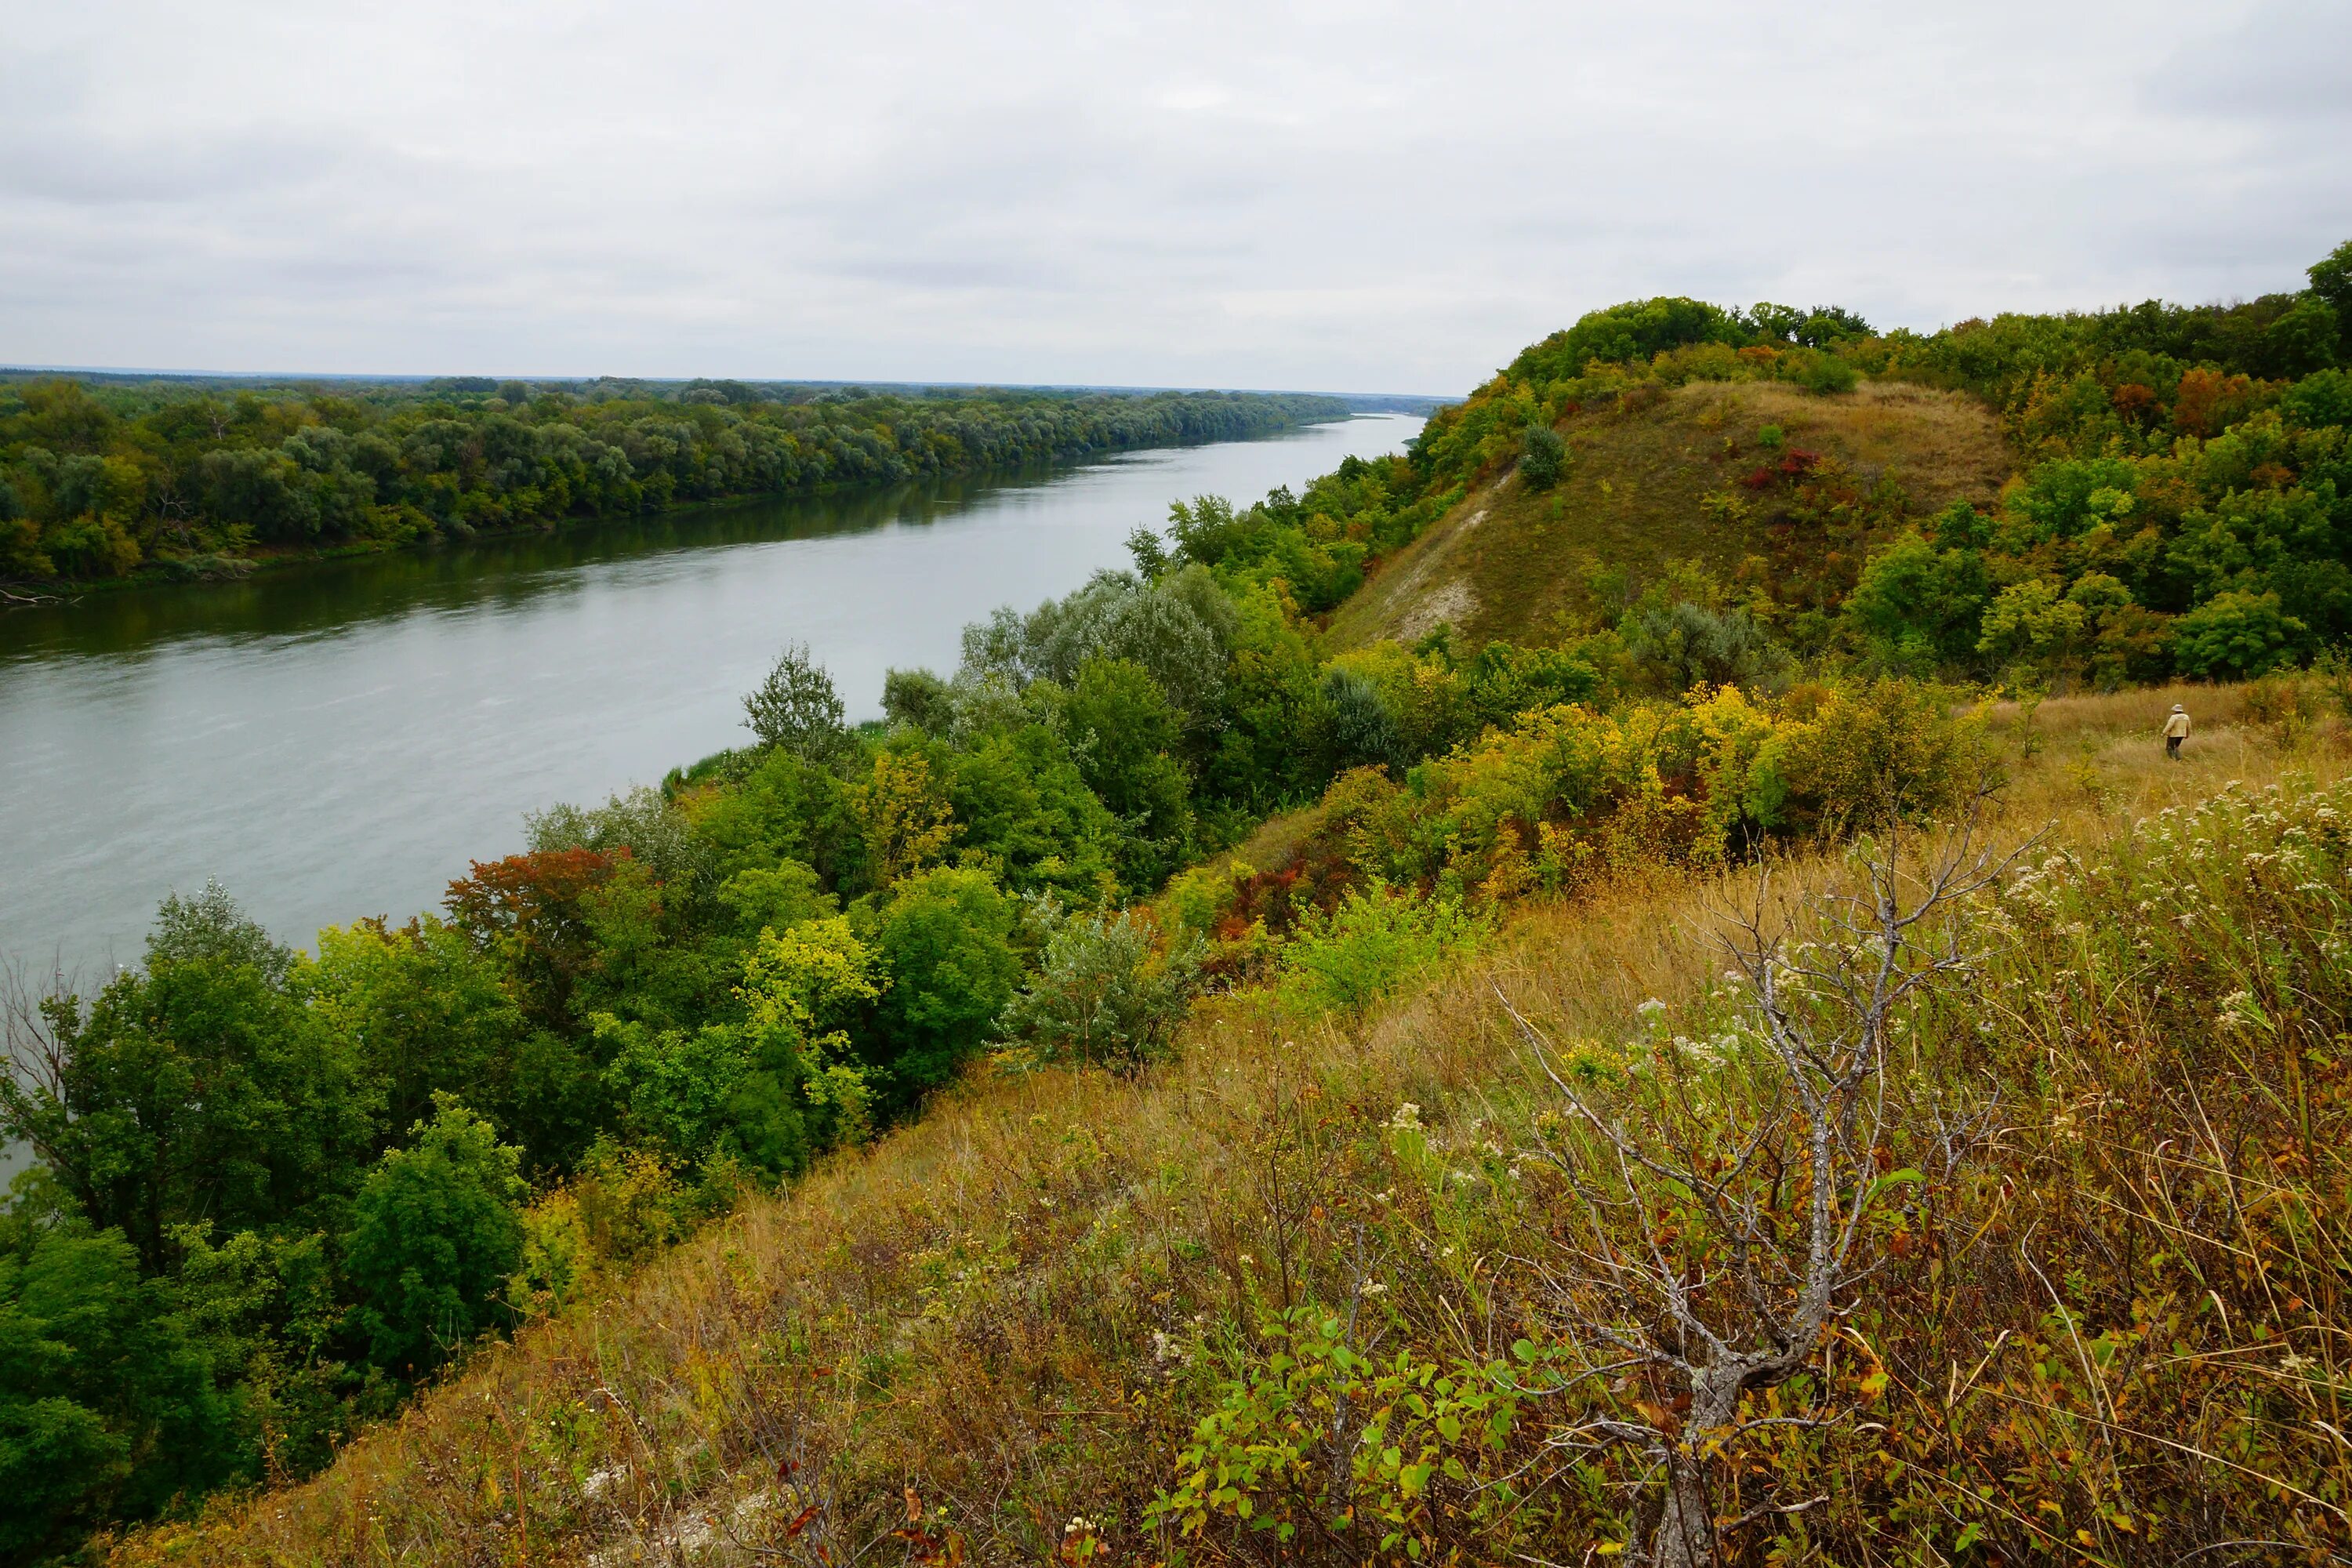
2163 702 2190 760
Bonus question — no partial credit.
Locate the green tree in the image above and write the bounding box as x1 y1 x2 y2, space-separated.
1974 578 2089 685
0 1229 234 1559
881 666 954 732
2307 238 2352 356
342 1098 526 1374
1321 666 1403 772
944 724 1125 902
866 866 1021 1099
2171 589 2307 678
299 916 524 1145
743 641 848 760
1840 531 1991 672
597 1016 764 1167
1061 656 1195 888
1 885 376 1272
737 917 880 1145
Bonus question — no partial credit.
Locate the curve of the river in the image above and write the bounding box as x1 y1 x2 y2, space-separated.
0 413 1421 978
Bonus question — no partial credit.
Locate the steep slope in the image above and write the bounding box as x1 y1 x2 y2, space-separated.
114 684 2350 1567
1325 378 2013 651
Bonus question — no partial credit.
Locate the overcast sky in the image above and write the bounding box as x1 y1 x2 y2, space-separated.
3 1 2345 395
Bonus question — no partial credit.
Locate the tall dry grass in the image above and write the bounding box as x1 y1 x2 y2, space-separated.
110 688 2350 1566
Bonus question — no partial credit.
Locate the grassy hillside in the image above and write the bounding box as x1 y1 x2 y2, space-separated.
111 681 2352 1566
1326 379 2012 652
27 249 2352 1565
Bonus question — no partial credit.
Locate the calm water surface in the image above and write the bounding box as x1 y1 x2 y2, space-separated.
0 414 1421 975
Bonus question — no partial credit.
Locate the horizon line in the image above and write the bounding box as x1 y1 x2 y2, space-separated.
0 363 1457 405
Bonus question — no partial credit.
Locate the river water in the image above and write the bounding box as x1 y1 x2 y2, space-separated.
0 413 1420 978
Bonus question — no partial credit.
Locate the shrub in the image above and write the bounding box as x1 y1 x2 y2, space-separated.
1321 666 1403 772
1517 423 1567 489
1620 600 1793 695
1761 677 1994 832
999 904 1201 1073
2172 589 2307 677
1783 347 1860 394
1276 880 1486 1021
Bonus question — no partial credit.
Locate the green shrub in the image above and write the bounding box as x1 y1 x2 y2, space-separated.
1783 348 1860 394
343 1098 525 1374
999 904 1201 1073
1517 423 1567 489
1276 880 1486 1021
2172 590 2306 677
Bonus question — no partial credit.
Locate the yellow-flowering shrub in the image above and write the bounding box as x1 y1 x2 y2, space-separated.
1303 680 1989 905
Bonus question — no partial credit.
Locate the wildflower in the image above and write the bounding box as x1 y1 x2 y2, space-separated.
1388 1102 1424 1131
1636 997 1668 1022
1363 1281 1388 1296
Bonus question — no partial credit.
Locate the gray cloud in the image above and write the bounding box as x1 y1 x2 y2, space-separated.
2 0 2343 392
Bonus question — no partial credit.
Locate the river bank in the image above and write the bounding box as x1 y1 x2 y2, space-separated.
0 414 1422 979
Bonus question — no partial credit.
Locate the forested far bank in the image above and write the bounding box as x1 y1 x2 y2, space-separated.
0 379 1350 591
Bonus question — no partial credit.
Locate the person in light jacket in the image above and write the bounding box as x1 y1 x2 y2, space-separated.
2163 703 2190 760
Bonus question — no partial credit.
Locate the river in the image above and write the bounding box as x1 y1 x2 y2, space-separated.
0 413 1421 980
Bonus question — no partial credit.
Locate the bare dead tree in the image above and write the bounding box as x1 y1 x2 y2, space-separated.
1 953 76 1100
1501 798 2027 1568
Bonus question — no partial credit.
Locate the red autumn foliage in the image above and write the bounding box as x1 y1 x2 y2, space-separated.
2171 367 2259 439
445 846 627 1018
2111 381 2160 426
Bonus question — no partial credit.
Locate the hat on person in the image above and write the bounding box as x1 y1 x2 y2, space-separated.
2172 704 2186 711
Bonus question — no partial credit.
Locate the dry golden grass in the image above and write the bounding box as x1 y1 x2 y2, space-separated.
1722 379 2014 507
1326 378 2012 653
112 686 2345 1566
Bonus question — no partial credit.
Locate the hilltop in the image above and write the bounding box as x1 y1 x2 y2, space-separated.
1326 378 2012 650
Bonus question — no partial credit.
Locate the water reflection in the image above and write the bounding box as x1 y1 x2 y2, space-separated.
0 416 1421 974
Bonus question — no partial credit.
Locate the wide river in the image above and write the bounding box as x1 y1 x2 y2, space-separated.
0 413 1420 978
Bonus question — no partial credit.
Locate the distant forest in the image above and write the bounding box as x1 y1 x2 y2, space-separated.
0 378 1352 589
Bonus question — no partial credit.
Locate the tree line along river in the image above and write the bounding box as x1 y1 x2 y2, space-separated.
0 413 1421 984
